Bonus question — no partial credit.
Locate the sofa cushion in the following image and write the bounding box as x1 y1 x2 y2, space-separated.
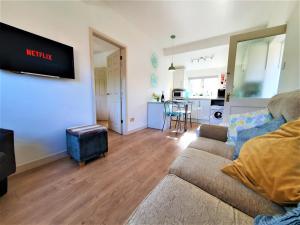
125 174 253 225
268 90 300 121
188 137 234 160
197 124 228 142
169 148 284 217
226 109 272 145
222 119 300 205
233 115 286 160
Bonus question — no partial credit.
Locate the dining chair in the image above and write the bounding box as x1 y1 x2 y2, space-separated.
177 101 193 130
162 100 182 132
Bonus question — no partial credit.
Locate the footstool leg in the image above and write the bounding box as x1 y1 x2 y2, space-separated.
79 161 85 167
0 178 8 197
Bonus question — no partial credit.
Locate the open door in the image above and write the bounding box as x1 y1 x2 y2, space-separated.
224 25 287 121
107 50 122 134
94 67 108 121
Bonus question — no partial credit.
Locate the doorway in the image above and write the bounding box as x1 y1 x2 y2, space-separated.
89 28 127 134
224 25 287 121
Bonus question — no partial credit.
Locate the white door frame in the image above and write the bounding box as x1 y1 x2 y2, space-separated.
89 28 127 134
224 25 287 120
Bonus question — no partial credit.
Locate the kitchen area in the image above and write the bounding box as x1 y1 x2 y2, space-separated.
148 45 228 131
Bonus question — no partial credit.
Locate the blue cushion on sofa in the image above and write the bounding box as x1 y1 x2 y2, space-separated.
232 116 286 160
254 203 300 225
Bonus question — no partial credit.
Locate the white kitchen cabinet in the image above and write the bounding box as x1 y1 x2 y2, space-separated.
147 102 169 130
173 69 185 89
189 99 211 123
198 100 211 121
190 100 200 121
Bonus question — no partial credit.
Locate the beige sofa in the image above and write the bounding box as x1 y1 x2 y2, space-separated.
126 90 300 225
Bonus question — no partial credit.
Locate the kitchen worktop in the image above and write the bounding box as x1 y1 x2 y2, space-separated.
188 97 225 100
148 97 225 104
148 101 164 104
148 97 225 103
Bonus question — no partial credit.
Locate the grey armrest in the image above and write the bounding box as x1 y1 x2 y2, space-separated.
197 124 228 142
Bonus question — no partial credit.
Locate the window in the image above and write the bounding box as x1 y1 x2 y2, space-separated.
188 76 219 97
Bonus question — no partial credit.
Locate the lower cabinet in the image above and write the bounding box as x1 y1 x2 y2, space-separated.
190 100 199 121
190 99 211 124
147 102 169 130
199 100 211 121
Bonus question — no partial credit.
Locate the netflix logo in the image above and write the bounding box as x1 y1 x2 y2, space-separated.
25 49 53 61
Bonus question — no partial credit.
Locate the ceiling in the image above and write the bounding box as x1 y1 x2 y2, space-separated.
174 45 229 71
103 1 296 48
92 36 119 54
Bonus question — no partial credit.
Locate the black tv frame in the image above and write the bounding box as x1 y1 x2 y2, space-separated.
0 22 75 79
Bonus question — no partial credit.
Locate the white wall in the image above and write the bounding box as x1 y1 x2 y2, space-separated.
0 1 171 167
148 56 172 101
278 5 300 93
262 38 284 97
93 51 114 68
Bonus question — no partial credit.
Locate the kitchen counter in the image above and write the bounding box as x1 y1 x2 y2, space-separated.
147 96 225 128
148 97 225 102
188 97 225 100
147 102 166 130
148 101 164 104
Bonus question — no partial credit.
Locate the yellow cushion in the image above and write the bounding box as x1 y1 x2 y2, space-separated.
222 118 300 205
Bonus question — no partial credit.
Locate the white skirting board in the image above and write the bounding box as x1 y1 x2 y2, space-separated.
124 125 147 135
14 151 68 175
13 125 147 175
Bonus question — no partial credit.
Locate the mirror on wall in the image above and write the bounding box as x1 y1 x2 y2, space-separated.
232 34 286 98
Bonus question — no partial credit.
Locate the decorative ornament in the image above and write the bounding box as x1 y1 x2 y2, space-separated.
150 73 158 88
151 53 158 69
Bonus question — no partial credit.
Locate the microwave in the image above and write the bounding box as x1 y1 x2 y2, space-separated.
172 89 185 100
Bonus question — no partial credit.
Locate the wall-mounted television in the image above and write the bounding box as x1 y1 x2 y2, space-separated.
0 22 75 79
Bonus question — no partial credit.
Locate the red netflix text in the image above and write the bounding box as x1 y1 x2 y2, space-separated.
25 49 53 61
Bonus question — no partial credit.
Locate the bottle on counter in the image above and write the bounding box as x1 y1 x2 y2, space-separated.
161 91 165 102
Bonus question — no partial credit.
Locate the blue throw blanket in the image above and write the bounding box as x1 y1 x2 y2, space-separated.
254 203 300 225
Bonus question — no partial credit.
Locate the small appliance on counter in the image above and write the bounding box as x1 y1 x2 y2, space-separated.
209 99 224 125
172 88 186 100
217 89 226 99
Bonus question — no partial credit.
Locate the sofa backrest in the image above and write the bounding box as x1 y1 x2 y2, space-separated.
268 90 300 121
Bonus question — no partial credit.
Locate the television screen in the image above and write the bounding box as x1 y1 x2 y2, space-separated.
0 22 75 79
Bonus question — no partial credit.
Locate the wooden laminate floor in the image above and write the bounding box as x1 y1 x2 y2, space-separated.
0 126 198 225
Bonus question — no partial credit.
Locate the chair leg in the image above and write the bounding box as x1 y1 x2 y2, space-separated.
0 177 8 197
177 115 181 133
169 116 172 129
190 114 192 127
176 116 179 134
180 115 183 131
162 116 166 132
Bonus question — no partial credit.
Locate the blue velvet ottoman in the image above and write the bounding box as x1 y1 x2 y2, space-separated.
66 125 108 166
